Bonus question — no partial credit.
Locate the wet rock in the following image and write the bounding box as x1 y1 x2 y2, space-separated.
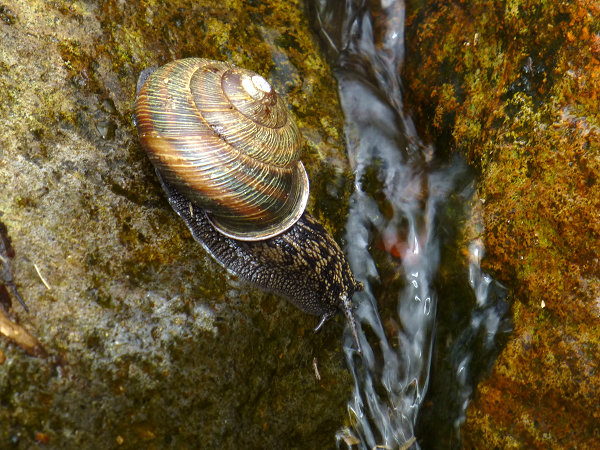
0 0 353 447
404 0 600 447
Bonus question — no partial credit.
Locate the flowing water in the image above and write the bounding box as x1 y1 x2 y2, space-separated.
308 1 511 448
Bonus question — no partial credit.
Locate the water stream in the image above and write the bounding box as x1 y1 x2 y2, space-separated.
309 1 511 448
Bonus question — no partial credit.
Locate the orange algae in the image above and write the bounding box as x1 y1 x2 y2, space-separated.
404 0 600 446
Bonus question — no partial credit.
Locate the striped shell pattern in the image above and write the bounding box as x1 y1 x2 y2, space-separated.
135 58 309 240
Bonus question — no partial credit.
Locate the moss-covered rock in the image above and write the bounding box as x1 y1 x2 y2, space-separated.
0 0 354 447
404 0 600 447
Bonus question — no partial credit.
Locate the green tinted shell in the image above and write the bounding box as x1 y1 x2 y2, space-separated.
135 58 309 240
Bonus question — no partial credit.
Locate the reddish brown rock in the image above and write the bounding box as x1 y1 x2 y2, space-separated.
404 0 600 446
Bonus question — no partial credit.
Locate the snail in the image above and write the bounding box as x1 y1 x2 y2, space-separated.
134 58 362 351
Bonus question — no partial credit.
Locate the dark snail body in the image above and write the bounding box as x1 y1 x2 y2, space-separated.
135 58 362 349
159 175 362 335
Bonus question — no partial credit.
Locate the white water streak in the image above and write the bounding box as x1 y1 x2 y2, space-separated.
312 0 503 448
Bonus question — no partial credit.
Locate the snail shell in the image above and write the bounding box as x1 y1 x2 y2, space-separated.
134 59 362 350
135 58 309 240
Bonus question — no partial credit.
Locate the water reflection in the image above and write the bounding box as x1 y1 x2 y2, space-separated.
309 0 510 448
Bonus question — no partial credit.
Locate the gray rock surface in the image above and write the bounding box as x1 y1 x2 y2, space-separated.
0 1 353 447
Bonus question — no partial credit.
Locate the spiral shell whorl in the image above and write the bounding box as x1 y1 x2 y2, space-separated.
135 58 309 240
